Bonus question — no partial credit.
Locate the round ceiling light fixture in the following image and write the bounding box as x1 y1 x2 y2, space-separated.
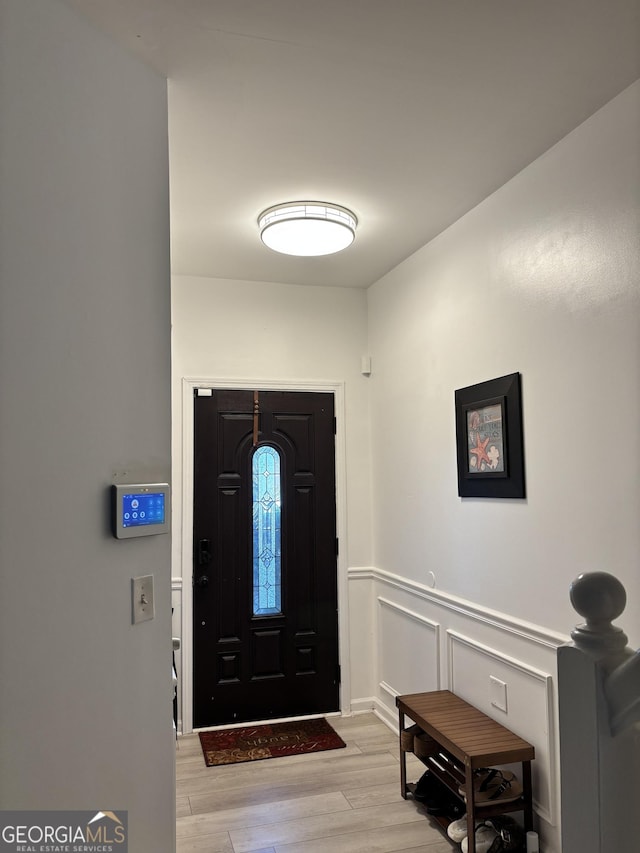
258 201 357 256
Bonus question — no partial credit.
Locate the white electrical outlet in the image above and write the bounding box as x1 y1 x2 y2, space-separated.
132 575 154 624
490 675 508 712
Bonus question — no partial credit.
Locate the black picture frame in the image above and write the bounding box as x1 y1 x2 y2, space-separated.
455 372 525 499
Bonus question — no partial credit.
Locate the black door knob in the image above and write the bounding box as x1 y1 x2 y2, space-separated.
196 574 209 588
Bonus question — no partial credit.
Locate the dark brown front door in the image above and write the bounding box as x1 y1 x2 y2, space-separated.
193 389 340 727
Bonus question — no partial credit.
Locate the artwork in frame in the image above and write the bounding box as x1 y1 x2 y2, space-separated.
455 372 525 499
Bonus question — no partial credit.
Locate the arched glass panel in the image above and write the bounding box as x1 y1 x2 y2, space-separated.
252 444 282 616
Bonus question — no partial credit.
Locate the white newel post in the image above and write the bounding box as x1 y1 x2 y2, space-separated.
558 572 640 853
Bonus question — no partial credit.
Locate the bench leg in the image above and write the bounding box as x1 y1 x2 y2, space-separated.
398 708 408 798
465 765 476 852
522 760 533 831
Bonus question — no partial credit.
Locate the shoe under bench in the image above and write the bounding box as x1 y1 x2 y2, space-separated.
396 690 535 850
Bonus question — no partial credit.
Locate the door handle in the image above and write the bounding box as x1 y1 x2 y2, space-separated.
195 574 209 588
198 538 212 565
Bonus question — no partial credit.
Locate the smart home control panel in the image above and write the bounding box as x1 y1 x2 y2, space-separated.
111 483 170 539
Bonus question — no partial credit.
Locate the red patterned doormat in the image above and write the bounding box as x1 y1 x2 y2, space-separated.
198 717 346 767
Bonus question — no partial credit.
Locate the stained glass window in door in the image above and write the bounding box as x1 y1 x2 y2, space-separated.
252 444 282 616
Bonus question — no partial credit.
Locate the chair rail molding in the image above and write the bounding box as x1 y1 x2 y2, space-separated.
350 565 569 649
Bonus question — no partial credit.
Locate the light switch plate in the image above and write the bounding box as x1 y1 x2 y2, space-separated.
490 675 508 712
132 575 154 624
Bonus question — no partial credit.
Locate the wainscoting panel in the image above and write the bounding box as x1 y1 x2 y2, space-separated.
377 596 440 700
447 630 556 825
349 566 566 853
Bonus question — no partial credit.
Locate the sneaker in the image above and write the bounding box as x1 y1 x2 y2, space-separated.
484 816 525 851
446 796 465 820
413 771 445 814
447 814 469 843
413 771 463 817
461 823 499 853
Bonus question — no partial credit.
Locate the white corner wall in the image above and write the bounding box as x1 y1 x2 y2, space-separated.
0 2 174 850
363 80 640 853
171 275 371 568
368 79 640 638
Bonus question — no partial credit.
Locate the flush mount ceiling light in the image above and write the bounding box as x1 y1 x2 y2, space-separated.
258 201 357 256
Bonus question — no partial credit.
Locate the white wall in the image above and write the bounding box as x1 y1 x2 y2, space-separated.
171 275 372 723
0 2 174 850
364 80 640 853
368 79 640 641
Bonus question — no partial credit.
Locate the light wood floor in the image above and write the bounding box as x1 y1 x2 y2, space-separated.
176 712 454 853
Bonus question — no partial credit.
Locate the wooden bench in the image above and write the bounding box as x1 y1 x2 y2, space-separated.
397 690 535 849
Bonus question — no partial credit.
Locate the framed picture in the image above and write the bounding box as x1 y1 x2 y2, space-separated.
455 372 525 498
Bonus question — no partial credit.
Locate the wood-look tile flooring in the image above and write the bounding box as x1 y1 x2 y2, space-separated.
176 713 454 853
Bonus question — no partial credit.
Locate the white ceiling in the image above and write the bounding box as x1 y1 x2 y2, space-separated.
66 0 640 288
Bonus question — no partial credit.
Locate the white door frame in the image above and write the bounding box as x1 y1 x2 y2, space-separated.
179 376 351 733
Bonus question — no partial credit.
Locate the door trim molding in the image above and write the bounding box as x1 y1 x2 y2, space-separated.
179 376 350 733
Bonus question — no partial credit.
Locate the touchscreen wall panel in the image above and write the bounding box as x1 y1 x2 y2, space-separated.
111 483 170 539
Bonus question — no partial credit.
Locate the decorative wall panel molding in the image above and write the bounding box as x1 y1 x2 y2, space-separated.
446 629 557 825
347 566 562 836
377 596 441 697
